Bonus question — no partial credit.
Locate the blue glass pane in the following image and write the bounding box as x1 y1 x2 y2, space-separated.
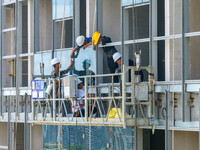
54 49 73 75
73 47 96 75
53 0 73 20
122 0 149 6
34 52 52 76
34 47 96 78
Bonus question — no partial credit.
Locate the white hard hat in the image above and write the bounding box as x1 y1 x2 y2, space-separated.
51 58 60 66
77 79 82 85
76 35 85 46
113 52 122 63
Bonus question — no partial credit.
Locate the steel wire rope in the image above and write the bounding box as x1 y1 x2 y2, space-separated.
132 0 138 149
14 0 20 149
57 0 67 149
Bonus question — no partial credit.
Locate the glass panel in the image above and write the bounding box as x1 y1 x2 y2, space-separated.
34 52 52 76
34 47 96 78
132 5 149 39
54 49 73 76
53 0 73 20
73 47 96 76
2 59 14 87
55 47 97 83
22 57 28 87
54 19 73 49
122 0 149 7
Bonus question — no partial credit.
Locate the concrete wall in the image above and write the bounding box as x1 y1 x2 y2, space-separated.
31 125 43 150
5 7 15 56
86 0 95 37
0 123 8 150
174 131 199 150
39 0 52 51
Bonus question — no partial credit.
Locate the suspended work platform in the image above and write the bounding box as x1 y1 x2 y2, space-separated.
0 65 154 129
2 65 200 131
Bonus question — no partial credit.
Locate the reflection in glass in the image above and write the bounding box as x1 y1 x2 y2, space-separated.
73 47 96 85
34 47 96 81
53 0 73 20
34 52 52 76
122 0 149 7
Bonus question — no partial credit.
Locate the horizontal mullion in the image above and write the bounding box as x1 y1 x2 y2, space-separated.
185 31 200 37
2 55 16 59
2 27 16 33
123 2 149 9
2 53 33 60
54 17 73 22
153 34 182 41
99 38 150 48
19 52 34 57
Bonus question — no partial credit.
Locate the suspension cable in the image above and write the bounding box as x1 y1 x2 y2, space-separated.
58 0 66 149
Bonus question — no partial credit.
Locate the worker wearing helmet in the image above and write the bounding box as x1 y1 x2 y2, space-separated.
70 35 92 59
113 52 144 82
51 58 74 78
92 32 119 81
50 58 74 99
71 79 85 117
71 78 97 117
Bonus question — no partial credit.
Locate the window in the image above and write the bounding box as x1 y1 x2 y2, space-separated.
53 0 73 49
53 0 73 20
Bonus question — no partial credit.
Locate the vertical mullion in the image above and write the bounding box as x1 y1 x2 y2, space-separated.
34 0 39 53
0 0 2 116
149 0 152 66
182 0 190 122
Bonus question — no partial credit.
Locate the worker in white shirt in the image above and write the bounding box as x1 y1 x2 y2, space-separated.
72 79 85 117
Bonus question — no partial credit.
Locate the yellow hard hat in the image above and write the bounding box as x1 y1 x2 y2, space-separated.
92 31 101 45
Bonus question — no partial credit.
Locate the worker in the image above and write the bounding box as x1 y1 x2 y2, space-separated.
74 59 95 85
113 52 144 82
70 35 92 59
72 78 97 117
51 58 74 97
92 31 119 82
51 58 74 78
75 32 119 76
72 79 85 117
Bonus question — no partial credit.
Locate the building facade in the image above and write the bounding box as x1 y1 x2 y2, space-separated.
0 0 200 150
